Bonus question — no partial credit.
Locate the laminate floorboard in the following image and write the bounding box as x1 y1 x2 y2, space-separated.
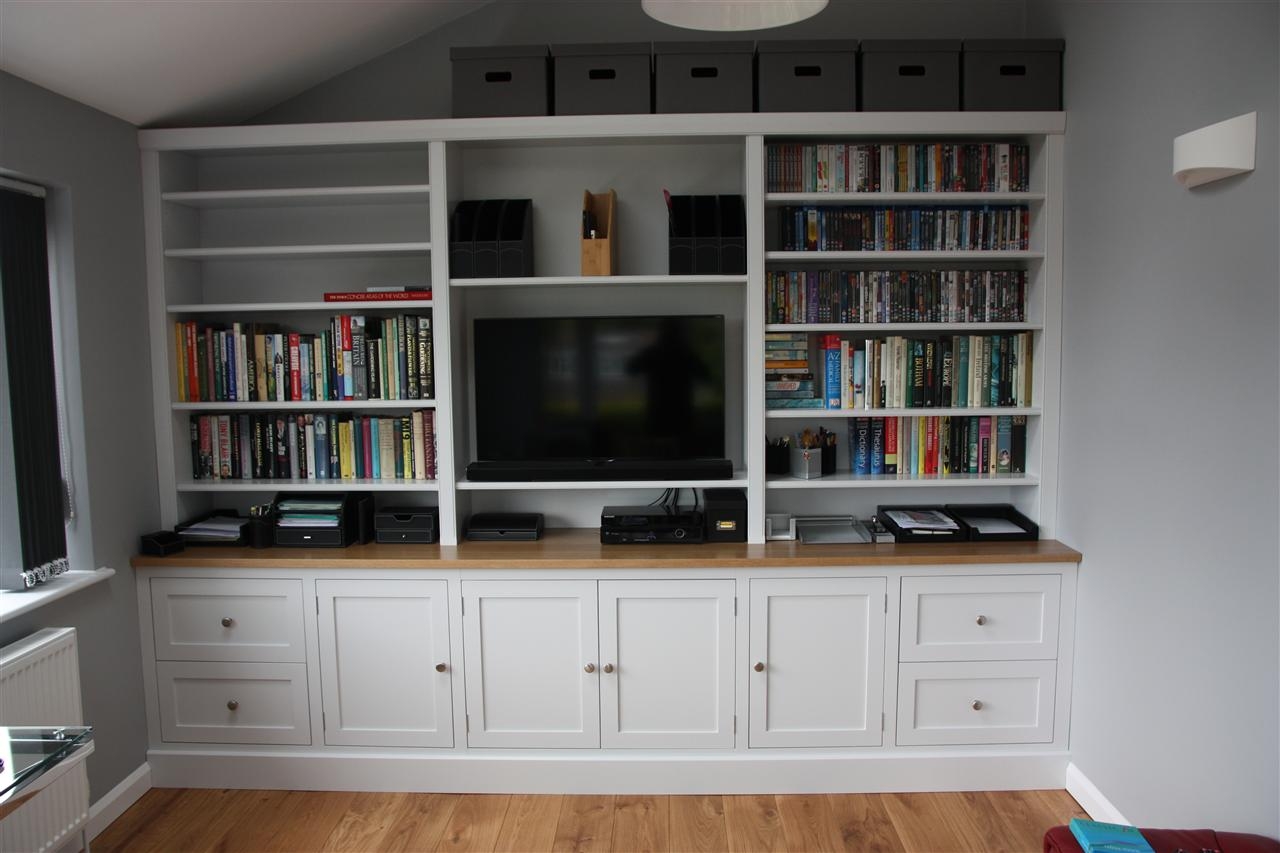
93 788 1085 852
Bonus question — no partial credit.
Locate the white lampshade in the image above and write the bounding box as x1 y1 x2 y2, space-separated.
641 0 828 31
1172 112 1257 189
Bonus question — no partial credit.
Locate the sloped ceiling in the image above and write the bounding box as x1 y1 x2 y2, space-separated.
0 0 493 127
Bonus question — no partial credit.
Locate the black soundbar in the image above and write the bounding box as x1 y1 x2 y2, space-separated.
466 458 734 482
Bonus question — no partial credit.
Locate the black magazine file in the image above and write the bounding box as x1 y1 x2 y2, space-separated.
668 194 747 275
497 199 534 277
448 200 481 278
668 194 695 274
718 194 747 274
471 199 504 278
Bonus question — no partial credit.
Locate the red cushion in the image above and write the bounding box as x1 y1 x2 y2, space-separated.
1044 825 1280 853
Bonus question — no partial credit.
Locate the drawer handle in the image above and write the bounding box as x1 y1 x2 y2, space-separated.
221 617 234 628
602 663 615 674
975 615 987 626
584 663 596 673
227 699 240 711
435 663 448 673
754 662 765 672
971 699 984 711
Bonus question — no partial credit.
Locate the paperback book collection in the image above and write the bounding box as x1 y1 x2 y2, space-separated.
845 414 1028 477
173 312 434 403
188 410 437 482
766 142 1032 194
776 205 1029 252
765 332 1034 411
767 269 1027 324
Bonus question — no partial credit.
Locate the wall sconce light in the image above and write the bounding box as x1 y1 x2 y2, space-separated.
1172 112 1256 189
641 0 828 31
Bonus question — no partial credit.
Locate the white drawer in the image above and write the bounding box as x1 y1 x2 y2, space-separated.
157 661 311 745
896 660 1055 745
899 574 1060 662
151 577 306 662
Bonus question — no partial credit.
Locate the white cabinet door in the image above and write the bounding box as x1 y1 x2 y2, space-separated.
462 580 599 748
599 579 735 749
316 579 453 748
749 577 886 748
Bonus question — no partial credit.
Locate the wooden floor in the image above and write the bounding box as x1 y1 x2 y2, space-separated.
94 788 1086 852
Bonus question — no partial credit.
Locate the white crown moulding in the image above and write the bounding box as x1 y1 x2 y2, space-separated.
1172 111 1257 188
641 0 827 31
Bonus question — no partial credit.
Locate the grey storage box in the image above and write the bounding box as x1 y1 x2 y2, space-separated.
451 45 550 118
963 39 1063 110
860 39 961 111
553 43 652 115
654 41 754 113
757 40 858 112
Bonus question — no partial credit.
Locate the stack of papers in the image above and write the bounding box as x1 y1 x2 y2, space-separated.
178 517 244 542
277 498 344 529
883 509 958 531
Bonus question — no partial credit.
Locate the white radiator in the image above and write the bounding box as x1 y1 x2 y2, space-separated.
0 627 90 853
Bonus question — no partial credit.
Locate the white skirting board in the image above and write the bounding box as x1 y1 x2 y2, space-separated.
148 750 1070 795
1065 762 1129 824
86 763 152 842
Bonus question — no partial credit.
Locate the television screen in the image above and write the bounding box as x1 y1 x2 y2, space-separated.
473 315 726 465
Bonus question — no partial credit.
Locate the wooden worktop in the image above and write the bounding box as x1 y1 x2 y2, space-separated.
132 528 1081 570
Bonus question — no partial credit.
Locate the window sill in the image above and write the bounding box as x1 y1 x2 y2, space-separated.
0 569 116 622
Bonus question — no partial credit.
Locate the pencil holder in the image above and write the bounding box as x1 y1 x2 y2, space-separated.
581 189 617 276
790 446 823 479
766 444 791 475
821 444 837 476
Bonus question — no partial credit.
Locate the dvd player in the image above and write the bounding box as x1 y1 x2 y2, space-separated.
600 505 705 544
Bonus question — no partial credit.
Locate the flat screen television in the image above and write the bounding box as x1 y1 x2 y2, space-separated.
469 315 731 481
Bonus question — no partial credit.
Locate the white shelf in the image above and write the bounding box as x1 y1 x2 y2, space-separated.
766 322 1042 333
178 479 438 493
449 275 748 289
458 474 749 491
168 300 433 314
0 569 116 621
767 473 1039 489
766 192 1044 206
162 184 431 208
766 251 1042 262
766 407 1040 419
173 400 436 411
164 243 431 260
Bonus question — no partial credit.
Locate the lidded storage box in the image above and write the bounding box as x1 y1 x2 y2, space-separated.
654 41 755 113
451 45 551 118
552 43 652 115
757 40 858 112
860 39 961 111
962 39 1064 110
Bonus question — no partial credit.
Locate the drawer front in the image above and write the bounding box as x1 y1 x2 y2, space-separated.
152 577 306 662
896 660 1055 745
899 574 1060 661
157 661 311 745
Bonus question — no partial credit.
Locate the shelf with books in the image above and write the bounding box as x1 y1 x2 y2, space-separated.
766 322 1043 333
766 472 1040 489
449 275 748 289
766 250 1043 262
173 400 436 411
766 407 1041 419
457 474 750 492
177 478 439 493
168 300 434 314
161 184 431 208
765 192 1045 206
164 243 432 260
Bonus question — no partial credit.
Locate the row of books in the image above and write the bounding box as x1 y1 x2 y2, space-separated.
845 415 1028 477
766 142 1033 194
764 332 1034 410
173 312 434 404
776 205 1030 252
766 269 1028 325
188 411 437 482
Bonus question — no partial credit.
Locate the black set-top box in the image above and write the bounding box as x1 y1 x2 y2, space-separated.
375 506 439 544
601 505 704 544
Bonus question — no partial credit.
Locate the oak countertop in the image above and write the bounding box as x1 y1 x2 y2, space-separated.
132 529 1081 570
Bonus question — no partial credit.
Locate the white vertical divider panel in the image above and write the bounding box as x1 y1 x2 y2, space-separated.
427 140 459 545
1037 133 1064 539
744 136 766 543
141 150 179 527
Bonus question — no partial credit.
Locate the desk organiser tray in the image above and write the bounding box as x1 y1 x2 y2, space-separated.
174 509 248 546
876 505 967 543
273 492 372 548
946 503 1039 541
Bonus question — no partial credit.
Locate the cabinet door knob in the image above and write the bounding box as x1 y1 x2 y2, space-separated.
754 662 765 672
971 699 983 711
227 699 239 711
975 615 987 626
584 663 596 673
602 663 614 674
221 617 234 628
435 663 447 673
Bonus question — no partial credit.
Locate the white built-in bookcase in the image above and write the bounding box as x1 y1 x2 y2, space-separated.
140 113 1063 545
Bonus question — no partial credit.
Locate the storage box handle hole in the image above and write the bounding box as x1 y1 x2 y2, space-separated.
690 67 719 78
484 71 513 83
999 65 1028 76
897 65 927 77
588 68 617 80
792 65 822 77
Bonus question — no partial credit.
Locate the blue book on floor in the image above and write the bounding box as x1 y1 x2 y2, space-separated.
1068 818 1154 853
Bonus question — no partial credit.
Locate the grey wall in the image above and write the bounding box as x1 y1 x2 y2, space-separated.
1029 0 1280 836
0 71 156 802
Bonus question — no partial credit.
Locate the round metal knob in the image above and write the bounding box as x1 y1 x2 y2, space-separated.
584 663 596 673
971 699 983 711
754 662 765 672
221 617 234 628
603 663 614 674
435 663 447 673
227 700 239 711
975 615 987 626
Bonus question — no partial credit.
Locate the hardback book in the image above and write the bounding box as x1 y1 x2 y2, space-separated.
351 316 368 401
418 314 434 399
1067 819 1154 853
405 316 420 399
323 289 432 302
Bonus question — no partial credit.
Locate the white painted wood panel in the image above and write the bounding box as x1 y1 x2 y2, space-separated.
462 580 599 748
749 577 886 748
896 660 1056 745
598 579 735 749
151 577 305 662
316 579 453 747
157 660 311 744
899 574 1060 662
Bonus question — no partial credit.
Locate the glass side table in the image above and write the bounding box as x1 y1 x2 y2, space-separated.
0 726 94 821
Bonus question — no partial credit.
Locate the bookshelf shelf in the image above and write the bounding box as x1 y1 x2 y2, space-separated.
766 472 1040 489
765 407 1041 419
164 243 431 260
765 322 1042 333
168 300 433 314
177 478 439 493
162 185 431 208
172 400 436 411
457 474 750 492
449 275 748 289
765 250 1043 262
765 191 1045 206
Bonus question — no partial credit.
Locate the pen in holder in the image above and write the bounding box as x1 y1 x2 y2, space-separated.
247 503 274 549
581 189 617 276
